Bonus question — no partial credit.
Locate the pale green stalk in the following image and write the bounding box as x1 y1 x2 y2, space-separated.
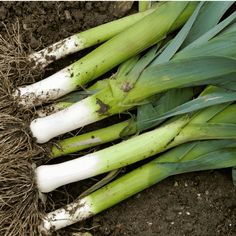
24 3 236 148
75 29 236 126
139 1 151 12
70 7 154 50
30 7 156 68
89 104 236 176
51 120 135 157
50 93 235 158
38 104 235 187
88 140 236 216
19 2 196 107
90 56 236 119
70 2 196 87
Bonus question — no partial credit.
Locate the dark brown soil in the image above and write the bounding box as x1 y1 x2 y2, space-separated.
1 2 236 236
0 1 133 49
93 170 236 236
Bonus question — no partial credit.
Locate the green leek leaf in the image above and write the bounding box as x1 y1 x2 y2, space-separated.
182 1 234 46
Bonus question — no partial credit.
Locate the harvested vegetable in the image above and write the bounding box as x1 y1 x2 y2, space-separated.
36 103 236 193
0 3 151 84
29 14 236 143
40 139 236 232
0 1 195 114
30 55 236 143
1 2 236 236
29 6 154 69
47 86 236 158
3 138 235 235
1 102 236 235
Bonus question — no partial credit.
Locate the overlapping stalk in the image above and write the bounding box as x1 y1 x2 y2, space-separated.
28 6 236 143
16 2 196 107
50 85 236 158
36 103 236 193
40 139 236 232
1 2 236 235
30 55 236 143
0 4 153 88
29 7 156 69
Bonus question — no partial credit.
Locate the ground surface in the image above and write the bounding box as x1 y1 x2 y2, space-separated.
1 2 236 236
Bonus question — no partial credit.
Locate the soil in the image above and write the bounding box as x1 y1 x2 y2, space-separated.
1 2 236 236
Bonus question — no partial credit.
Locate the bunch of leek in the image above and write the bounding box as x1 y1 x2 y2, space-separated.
40 139 236 233
0 1 195 113
0 4 154 86
1 2 236 236
30 6 236 143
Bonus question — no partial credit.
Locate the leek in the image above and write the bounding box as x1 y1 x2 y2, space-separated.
36 85 235 158
1 3 236 236
30 55 236 143
29 8 156 69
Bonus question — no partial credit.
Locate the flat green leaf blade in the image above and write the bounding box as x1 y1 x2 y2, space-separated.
136 103 159 130
136 88 195 131
167 149 236 174
120 88 195 136
218 81 236 91
183 12 236 51
124 44 161 88
153 88 195 114
176 31 236 60
116 55 140 79
157 140 236 163
135 2 203 133
222 21 236 35
125 56 236 103
143 88 236 123
135 1 203 130
182 1 234 46
152 2 204 65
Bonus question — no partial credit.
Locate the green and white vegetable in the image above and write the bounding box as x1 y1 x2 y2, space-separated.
28 7 156 69
50 84 236 157
29 4 236 143
14 2 196 106
2 3 236 235
40 139 236 232
36 103 236 193
30 55 236 143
